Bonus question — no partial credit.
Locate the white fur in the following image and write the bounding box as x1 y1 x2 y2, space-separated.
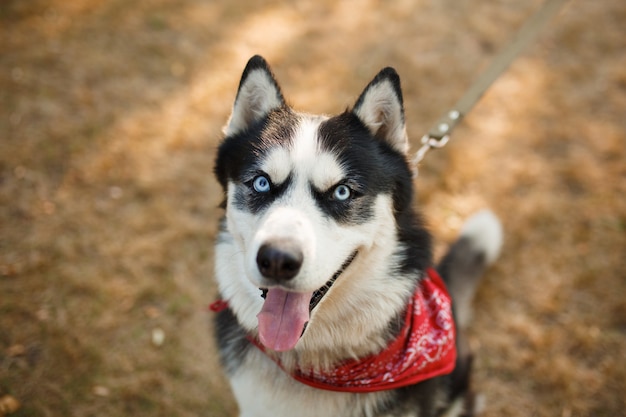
230 348 392 417
261 117 345 192
224 69 283 136
353 80 409 154
292 117 346 191
214 61 481 417
216 115 413 361
460 209 503 265
260 147 291 185
215 114 418 416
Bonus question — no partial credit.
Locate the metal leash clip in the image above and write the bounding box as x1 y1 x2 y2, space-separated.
412 134 449 178
412 109 458 177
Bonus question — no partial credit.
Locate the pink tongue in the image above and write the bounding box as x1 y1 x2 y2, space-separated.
257 288 312 352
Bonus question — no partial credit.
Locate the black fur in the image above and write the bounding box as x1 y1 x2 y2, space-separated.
214 107 299 203
214 306 252 375
318 111 432 273
212 56 489 417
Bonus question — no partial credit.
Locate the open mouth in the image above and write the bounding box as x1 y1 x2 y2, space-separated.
256 250 358 351
259 250 358 311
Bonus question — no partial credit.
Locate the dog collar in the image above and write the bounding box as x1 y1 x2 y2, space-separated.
243 268 457 393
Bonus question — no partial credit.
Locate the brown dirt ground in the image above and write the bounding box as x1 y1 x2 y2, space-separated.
1 0 625 416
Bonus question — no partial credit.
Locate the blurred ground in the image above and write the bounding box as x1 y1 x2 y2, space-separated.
1 0 625 416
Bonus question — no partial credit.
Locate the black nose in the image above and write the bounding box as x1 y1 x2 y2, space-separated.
256 240 303 281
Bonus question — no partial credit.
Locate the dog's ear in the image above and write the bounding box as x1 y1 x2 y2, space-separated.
352 68 408 154
224 55 286 136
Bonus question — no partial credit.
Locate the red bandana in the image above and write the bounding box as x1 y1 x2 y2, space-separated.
210 268 457 393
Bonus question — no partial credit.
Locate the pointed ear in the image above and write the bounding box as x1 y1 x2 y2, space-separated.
352 68 409 154
224 55 286 136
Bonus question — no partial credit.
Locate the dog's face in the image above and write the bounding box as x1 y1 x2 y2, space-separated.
215 56 415 352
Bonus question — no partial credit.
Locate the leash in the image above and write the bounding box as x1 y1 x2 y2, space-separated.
412 0 569 176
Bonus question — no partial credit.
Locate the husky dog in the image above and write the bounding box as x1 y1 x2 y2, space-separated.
212 55 503 417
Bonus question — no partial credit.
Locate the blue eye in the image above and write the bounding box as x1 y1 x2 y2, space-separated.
253 175 271 193
332 184 352 201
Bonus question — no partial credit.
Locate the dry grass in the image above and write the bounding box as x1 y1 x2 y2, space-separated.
1 0 624 416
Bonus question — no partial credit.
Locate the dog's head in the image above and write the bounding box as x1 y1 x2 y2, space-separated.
214 56 419 353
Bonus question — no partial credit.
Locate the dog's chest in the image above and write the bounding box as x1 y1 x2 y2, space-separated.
228 349 420 417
